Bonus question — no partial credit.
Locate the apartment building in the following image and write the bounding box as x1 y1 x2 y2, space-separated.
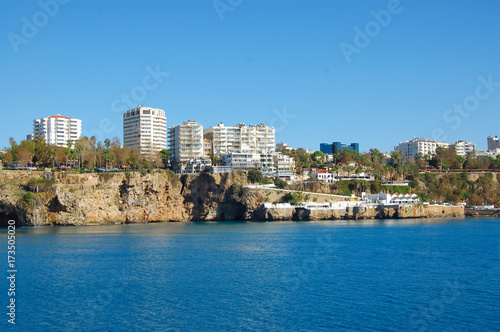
451 140 476 157
395 138 449 159
221 153 274 171
123 106 167 154
30 114 82 147
168 120 204 166
273 153 295 178
203 138 212 159
488 136 500 151
204 122 276 156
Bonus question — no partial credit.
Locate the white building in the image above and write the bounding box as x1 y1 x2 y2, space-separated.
168 120 204 166
311 169 336 183
204 122 276 156
274 153 295 178
395 138 449 159
123 106 167 154
479 149 500 158
276 142 294 152
451 140 476 157
364 193 420 206
31 114 82 147
221 152 275 172
488 136 499 151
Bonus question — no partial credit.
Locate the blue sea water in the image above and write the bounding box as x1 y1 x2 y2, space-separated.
1 218 499 331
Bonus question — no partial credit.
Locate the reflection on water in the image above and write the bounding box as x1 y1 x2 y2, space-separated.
9 217 471 236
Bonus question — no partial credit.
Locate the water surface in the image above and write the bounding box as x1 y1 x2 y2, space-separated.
1 218 499 331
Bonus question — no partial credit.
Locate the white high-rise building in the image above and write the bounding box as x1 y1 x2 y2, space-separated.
31 114 82 147
487 136 499 151
395 138 449 159
123 106 167 154
168 120 204 165
204 122 276 156
451 140 476 157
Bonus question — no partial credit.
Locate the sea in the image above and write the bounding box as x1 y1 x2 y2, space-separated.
1 218 499 331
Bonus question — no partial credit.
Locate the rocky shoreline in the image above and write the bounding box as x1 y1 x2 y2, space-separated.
0 170 469 227
465 208 500 217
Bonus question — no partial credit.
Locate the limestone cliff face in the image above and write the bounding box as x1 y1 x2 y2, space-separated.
0 170 466 227
254 204 464 222
180 172 253 221
0 170 253 226
51 171 189 225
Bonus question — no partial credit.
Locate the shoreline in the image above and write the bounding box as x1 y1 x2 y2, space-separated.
10 215 500 229
0 170 497 227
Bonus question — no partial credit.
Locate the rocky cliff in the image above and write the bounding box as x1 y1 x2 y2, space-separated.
0 170 465 227
253 204 464 221
0 170 255 226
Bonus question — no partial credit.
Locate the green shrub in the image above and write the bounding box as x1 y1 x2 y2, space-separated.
273 177 288 189
22 192 34 202
370 180 381 193
26 178 55 193
281 191 307 205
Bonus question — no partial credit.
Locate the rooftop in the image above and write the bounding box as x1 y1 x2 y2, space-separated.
48 114 71 119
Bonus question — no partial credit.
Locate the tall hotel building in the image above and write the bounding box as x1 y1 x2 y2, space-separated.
168 120 204 164
488 136 499 151
31 114 82 147
203 122 276 156
123 106 167 154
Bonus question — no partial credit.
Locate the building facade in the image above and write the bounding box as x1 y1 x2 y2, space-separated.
488 136 500 151
273 153 295 178
276 142 294 152
168 120 204 166
204 123 276 156
221 152 274 172
320 142 359 154
395 138 449 159
123 106 167 154
451 140 476 157
31 114 82 147
311 169 336 183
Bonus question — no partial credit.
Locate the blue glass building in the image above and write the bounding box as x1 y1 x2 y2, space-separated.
320 142 359 154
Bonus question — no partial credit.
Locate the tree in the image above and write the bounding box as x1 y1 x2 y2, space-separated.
103 152 115 169
1 149 14 164
247 170 264 184
311 151 325 163
160 149 171 161
104 138 111 150
273 177 288 189
33 136 50 166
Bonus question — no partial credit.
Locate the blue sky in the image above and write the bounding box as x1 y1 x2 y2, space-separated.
1 0 499 152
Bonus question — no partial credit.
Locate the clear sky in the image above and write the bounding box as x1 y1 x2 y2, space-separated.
1 0 499 152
